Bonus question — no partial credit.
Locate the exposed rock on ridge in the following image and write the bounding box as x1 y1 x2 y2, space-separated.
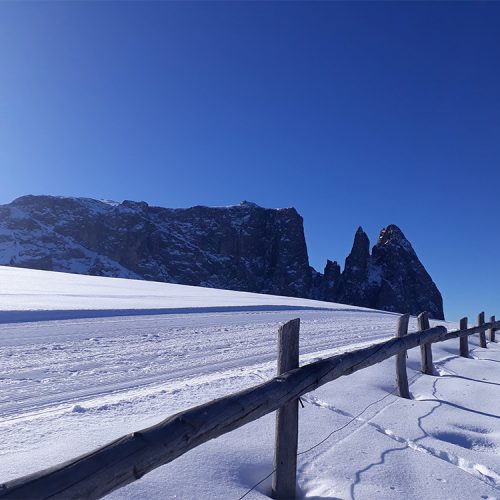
0 195 444 319
338 225 444 319
0 196 312 298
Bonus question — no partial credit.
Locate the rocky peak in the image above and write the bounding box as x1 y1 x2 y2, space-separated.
345 226 370 272
322 259 341 302
324 259 340 277
374 224 415 255
370 225 443 319
337 226 377 308
0 195 444 319
239 200 260 208
335 224 444 319
122 200 149 211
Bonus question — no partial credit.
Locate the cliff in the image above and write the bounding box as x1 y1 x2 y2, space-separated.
0 195 444 318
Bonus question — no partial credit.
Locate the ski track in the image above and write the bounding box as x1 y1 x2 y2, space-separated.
2 267 498 500
0 309 396 424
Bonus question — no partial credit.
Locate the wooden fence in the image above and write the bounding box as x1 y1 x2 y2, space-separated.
1 312 498 500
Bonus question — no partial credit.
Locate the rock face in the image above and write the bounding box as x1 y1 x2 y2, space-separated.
0 195 444 318
338 225 444 319
337 227 377 308
0 196 312 298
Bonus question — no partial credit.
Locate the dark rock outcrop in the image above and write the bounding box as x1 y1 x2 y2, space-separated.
336 225 444 319
322 260 342 302
337 227 377 308
371 225 444 319
0 195 444 318
0 196 312 298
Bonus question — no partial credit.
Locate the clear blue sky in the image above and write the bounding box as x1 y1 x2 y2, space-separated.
1 1 498 321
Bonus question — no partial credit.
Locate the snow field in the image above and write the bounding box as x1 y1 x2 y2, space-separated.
0 266 499 499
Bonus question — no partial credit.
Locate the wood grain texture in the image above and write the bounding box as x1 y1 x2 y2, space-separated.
0 323 466 500
272 318 300 500
395 314 410 399
417 312 433 375
478 311 487 348
441 321 499 341
459 317 469 358
490 315 496 343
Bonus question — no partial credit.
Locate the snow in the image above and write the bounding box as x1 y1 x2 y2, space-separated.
367 262 383 285
99 199 120 207
0 265 361 320
0 266 498 499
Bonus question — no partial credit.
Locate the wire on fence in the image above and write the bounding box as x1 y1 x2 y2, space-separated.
237 370 421 500
240 328 499 500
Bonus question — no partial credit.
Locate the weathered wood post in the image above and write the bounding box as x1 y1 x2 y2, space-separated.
478 311 486 348
459 317 469 358
272 318 300 500
417 312 433 375
395 313 410 398
489 315 496 342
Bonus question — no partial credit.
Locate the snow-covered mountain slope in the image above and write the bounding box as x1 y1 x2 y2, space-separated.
0 195 444 318
0 195 313 298
337 225 444 319
0 268 498 499
0 265 360 322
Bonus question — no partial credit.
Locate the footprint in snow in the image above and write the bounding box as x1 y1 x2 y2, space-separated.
454 423 491 435
432 430 496 453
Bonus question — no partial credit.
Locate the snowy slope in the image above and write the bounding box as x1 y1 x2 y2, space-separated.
0 267 498 499
0 265 360 318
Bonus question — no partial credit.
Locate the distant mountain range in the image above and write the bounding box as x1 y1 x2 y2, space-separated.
0 195 444 319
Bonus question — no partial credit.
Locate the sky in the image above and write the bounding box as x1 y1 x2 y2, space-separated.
0 1 499 321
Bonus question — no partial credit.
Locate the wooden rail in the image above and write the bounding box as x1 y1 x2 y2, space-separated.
1 317 499 500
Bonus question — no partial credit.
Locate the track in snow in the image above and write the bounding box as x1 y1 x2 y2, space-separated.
0 308 397 423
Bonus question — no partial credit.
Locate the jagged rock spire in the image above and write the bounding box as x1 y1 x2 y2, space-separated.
324 259 340 277
325 224 444 319
372 224 443 319
345 226 370 272
0 195 445 319
336 226 377 308
322 259 341 302
374 224 415 255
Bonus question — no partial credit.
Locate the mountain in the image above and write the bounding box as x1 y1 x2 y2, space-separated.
0 195 444 318
337 225 444 320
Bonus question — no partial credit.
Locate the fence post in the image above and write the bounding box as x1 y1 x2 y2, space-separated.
478 312 486 348
459 317 469 358
272 318 300 500
417 312 433 375
395 313 410 398
489 315 496 343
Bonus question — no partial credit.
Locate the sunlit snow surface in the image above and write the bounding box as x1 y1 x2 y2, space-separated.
0 266 499 499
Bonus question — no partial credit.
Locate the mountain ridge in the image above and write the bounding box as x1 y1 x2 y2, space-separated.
0 195 444 319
